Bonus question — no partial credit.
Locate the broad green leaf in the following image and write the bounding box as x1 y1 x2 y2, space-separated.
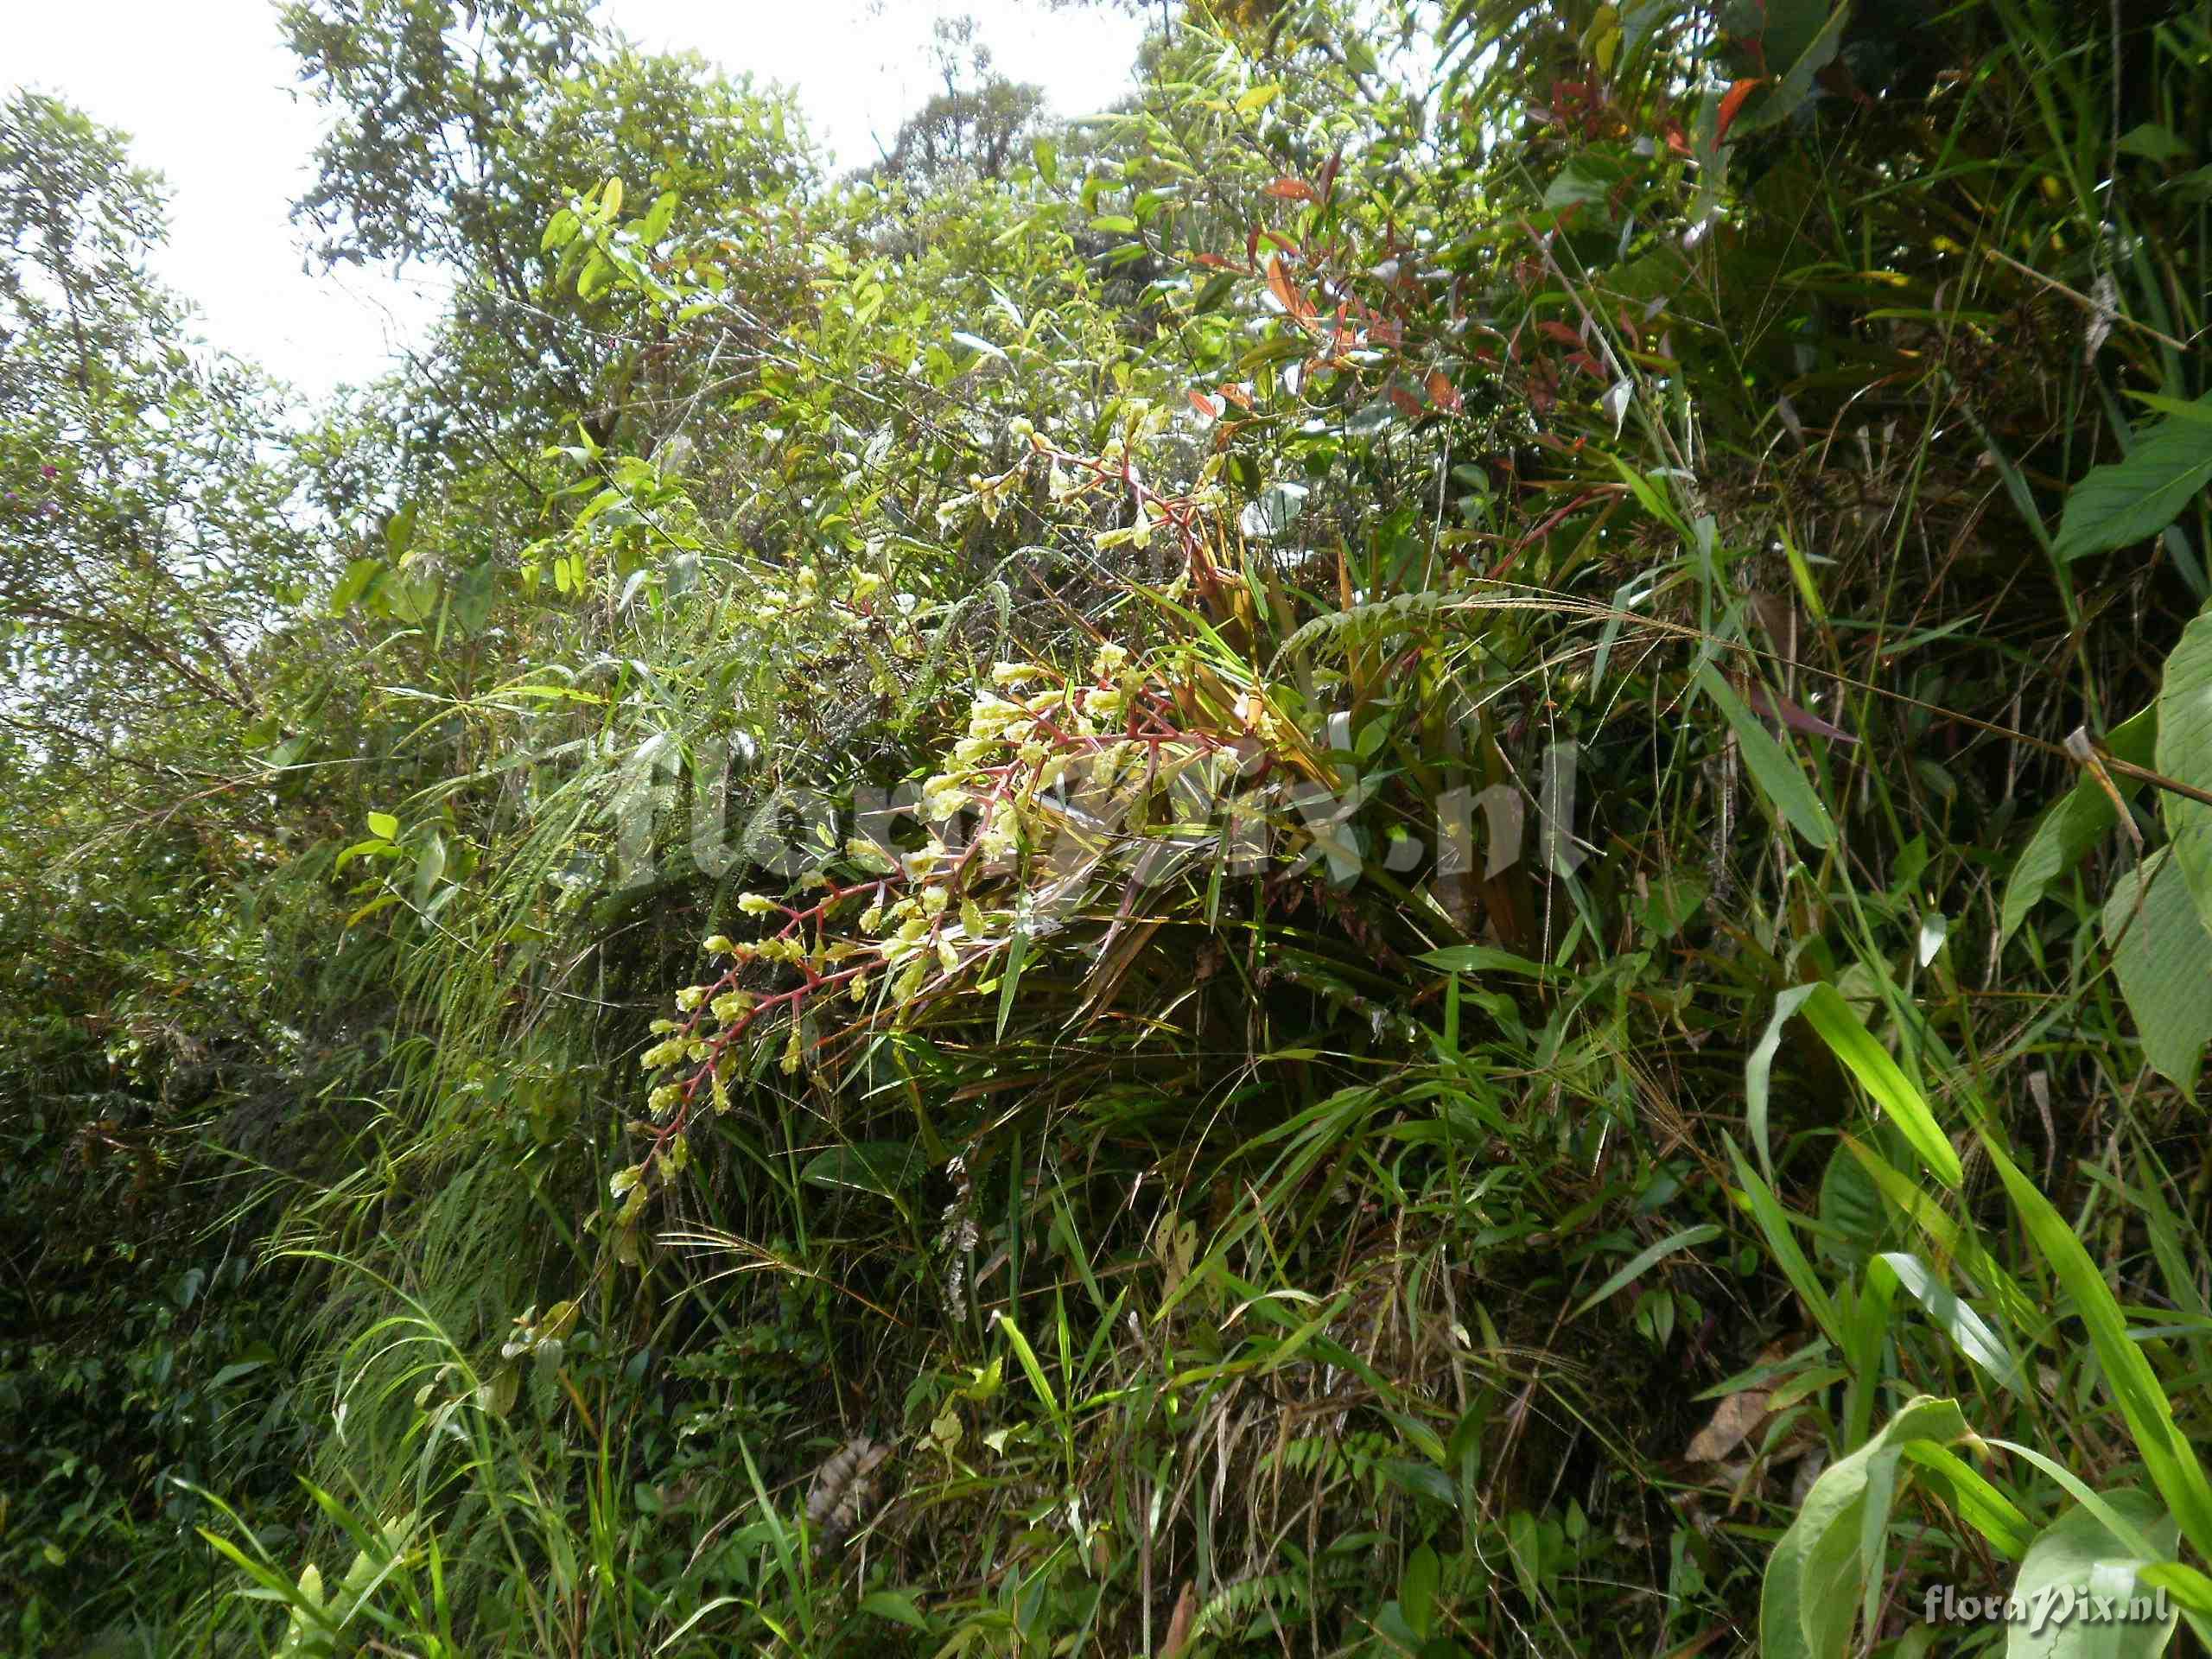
1697 664 1835 848
1401 1543 1440 1640
366 812 399 842
329 556 385 614
636 188 678 245
410 829 446 907
1816 1140 1891 1268
1759 1395 1971 1659
800 1141 924 1198
858 1591 930 1632
2007 1491 2180 1659
540 206 579 251
2100 849 2212 1088
2156 602 2212 933
2000 705 2156 941
2055 394 2212 563
383 500 417 558
1732 0 1854 137
577 250 612 300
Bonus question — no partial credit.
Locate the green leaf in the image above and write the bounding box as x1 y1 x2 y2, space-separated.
1697 663 1834 848
1899 1440 2034 1560
1816 1141 1892 1268
995 923 1030 1042
383 500 417 558
2006 1491 2180 1659
1791 982 1962 1189
1758 1395 1970 1659
1732 0 1855 137
1416 944 1547 976
1874 1252 2024 1392
800 1141 924 1198
329 556 385 614
2100 849 2212 1088
2000 704 2156 942
858 1591 930 1632
366 812 399 842
1236 83 1283 114
1729 1141 1839 1342
410 830 446 908
1747 982 1820 1179
344 892 400 930
996 1314 1061 1421
1984 1133 2212 1560
577 250 612 301
2055 394 2212 563
2118 123 2192 164
1401 1543 1440 1640
2156 603 2212 934
540 206 579 252
1571 1224 1721 1318
1031 137 1059 188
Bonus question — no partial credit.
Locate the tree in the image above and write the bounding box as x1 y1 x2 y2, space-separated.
0 91 306 786
283 0 815 495
870 17 1049 187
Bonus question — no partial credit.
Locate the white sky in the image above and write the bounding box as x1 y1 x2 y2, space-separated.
11 0 1146 400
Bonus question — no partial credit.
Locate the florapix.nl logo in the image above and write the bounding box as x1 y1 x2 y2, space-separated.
611 718 1592 930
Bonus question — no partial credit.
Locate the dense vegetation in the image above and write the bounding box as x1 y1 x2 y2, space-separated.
6 1 2212 1654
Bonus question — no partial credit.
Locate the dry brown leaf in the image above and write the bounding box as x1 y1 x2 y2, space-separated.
1684 1385 1772 1464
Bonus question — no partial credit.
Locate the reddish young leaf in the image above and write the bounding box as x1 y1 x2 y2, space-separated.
1266 256 1316 325
1187 390 1222 419
1264 177 1319 203
1745 684 1859 744
1220 383 1254 410
1715 78 1764 146
1537 318 1584 346
1318 147 1344 201
1425 370 1464 413
1389 387 1425 419
1195 251 1237 270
